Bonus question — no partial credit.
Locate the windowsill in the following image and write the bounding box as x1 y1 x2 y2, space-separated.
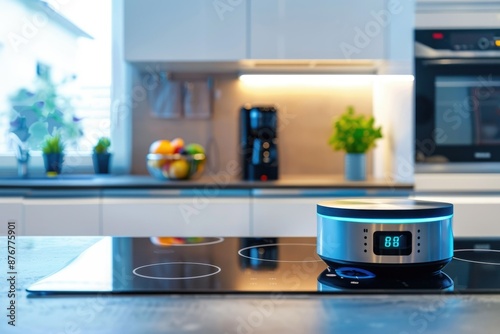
0 152 95 176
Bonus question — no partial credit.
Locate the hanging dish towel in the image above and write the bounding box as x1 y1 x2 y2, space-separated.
148 72 183 119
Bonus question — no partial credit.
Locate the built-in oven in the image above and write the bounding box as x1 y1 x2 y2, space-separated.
415 29 500 172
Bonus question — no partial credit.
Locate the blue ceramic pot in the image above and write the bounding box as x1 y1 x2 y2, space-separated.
92 153 111 174
345 153 366 181
43 153 63 174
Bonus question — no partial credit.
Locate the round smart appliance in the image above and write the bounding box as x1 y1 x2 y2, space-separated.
317 199 453 276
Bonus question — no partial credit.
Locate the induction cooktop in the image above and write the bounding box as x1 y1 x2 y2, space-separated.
26 237 500 295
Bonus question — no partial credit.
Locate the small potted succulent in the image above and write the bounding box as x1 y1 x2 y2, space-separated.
328 106 383 181
92 137 111 174
41 134 64 174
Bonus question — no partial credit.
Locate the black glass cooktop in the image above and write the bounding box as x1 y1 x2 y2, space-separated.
27 237 500 294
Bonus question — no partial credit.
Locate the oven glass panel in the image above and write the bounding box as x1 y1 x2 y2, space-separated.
435 75 500 146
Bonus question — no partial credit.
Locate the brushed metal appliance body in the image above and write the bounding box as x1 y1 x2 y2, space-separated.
317 199 454 275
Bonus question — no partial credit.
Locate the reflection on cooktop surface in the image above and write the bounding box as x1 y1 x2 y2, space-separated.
318 267 454 291
454 249 500 266
26 237 500 295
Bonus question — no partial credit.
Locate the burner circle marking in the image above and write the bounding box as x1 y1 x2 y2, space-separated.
132 262 221 280
453 249 500 266
237 243 322 263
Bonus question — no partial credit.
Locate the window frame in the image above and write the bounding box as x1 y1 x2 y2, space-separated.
0 0 131 176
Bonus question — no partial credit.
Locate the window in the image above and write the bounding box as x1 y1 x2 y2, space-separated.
0 0 111 172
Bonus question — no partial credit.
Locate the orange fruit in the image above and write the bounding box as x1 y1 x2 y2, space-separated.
171 138 185 151
150 237 175 246
149 140 174 154
150 237 186 246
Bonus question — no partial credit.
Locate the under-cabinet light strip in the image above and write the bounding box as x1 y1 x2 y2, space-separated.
238 74 414 86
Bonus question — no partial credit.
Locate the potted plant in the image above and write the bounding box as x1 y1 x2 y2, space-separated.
41 134 64 174
92 137 111 174
328 106 383 181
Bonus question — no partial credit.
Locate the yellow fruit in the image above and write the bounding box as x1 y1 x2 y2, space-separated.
149 140 174 154
168 159 190 179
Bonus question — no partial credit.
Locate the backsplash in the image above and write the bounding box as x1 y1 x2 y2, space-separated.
131 73 374 177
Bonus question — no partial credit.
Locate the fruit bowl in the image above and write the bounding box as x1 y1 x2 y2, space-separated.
146 153 206 180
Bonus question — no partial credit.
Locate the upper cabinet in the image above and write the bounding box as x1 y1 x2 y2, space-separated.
250 0 387 60
124 0 247 61
124 0 414 67
415 0 500 28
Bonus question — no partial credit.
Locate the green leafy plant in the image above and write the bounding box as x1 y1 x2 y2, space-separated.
328 106 383 154
9 74 83 151
93 137 111 154
41 134 64 154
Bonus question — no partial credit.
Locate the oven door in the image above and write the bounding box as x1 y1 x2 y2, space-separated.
415 57 500 168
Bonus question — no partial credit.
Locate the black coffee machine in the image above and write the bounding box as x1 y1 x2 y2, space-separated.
240 105 279 181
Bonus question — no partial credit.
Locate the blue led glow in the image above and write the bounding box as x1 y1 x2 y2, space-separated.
335 267 376 280
317 214 453 224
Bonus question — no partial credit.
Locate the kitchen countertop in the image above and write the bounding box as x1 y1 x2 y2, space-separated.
0 174 412 190
2 237 500 333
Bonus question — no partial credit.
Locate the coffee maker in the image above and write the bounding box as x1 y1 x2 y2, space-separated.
240 105 279 181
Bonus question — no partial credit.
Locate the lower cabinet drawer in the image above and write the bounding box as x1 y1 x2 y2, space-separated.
101 197 251 236
252 197 322 237
23 198 100 236
411 195 500 237
0 197 23 236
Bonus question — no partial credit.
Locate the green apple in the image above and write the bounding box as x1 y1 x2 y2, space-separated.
185 143 205 155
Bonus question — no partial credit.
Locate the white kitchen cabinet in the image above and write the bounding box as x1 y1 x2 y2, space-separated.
0 196 23 236
410 195 500 237
251 189 411 237
250 0 388 59
101 190 251 236
252 196 320 237
124 0 247 61
23 191 100 236
415 0 500 28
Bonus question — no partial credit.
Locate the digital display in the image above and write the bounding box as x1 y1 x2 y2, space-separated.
373 231 412 256
380 235 406 249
